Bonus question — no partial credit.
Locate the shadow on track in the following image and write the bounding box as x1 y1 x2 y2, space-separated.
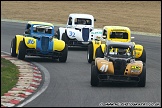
68 46 87 51
24 57 62 63
91 82 142 88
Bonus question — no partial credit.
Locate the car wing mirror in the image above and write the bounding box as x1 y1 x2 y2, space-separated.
54 32 58 36
131 37 135 39
25 30 30 34
94 19 96 22
102 35 107 39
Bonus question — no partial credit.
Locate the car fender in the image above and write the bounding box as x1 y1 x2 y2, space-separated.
90 29 103 40
92 40 102 59
134 44 143 58
24 37 37 49
100 44 106 53
59 27 66 40
125 61 143 76
95 58 114 74
53 38 65 51
15 35 24 54
66 28 82 40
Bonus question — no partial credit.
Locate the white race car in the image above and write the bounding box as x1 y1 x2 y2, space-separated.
56 13 103 47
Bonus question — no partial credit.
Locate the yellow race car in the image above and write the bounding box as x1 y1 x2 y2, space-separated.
10 21 68 62
91 41 146 87
87 26 146 63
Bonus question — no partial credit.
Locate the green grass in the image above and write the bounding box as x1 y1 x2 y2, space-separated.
1 57 19 96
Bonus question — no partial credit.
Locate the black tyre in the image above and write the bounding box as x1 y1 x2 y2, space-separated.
91 61 95 71
138 64 146 87
10 38 17 57
62 33 69 44
138 48 146 63
17 41 26 60
59 44 68 62
55 29 60 39
87 43 93 63
91 65 99 86
96 46 104 58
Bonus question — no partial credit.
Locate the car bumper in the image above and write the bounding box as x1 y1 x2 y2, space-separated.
98 74 140 83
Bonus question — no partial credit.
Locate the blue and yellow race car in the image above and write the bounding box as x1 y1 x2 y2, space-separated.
10 21 68 62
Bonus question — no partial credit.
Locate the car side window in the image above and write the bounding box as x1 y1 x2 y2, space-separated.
103 29 107 39
68 17 72 25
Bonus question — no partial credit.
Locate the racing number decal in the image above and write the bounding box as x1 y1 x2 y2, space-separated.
100 64 108 72
69 31 75 37
27 39 35 44
131 66 141 70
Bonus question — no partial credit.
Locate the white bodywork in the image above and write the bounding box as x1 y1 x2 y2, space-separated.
58 13 102 46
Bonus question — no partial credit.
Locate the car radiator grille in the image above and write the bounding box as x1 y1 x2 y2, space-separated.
113 59 127 75
41 37 49 51
82 28 89 42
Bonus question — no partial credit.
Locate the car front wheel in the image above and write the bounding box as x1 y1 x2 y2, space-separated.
87 43 93 63
17 41 26 60
91 65 99 87
59 44 68 62
10 38 17 57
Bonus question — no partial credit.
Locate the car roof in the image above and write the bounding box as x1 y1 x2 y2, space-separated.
28 21 54 26
103 26 130 31
69 13 94 19
106 40 134 48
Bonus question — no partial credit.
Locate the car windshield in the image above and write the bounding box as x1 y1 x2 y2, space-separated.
110 32 128 39
32 25 53 34
107 46 132 58
74 18 92 25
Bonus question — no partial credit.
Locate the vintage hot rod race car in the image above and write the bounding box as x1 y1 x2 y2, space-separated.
91 41 146 87
87 26 146 63
56 13 103 47
10 21 68 62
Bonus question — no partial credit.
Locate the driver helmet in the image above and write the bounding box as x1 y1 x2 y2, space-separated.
115 32 123 38
118 48 127 55
37 28 45 33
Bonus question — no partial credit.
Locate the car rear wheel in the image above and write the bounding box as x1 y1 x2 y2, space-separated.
55 29 60 40
17 41 26 60
139 48 146 63
87 43 93 63
91 65 99 86
10 38 17 57
96 45 104 58
62 33 69 44
91 61 95 72
138 64 146 87
59 44 68 62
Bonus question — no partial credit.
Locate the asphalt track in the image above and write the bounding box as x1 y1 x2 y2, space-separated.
1 21 161 107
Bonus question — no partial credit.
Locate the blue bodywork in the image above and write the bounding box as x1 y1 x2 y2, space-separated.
25 24 56 56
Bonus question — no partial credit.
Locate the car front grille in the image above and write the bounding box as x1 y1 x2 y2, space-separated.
113 59 127 75
82 28 89 42
41 37 49 51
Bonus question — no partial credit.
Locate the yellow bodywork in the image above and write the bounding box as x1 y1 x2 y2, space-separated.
95 58 143 76
28 21 54 26
134 44 143 58
91 40 106 59
92 26 144 60
24 37 37 48
104 26 131 42
53 38 65 51
15 35 24 54
15 35 65 54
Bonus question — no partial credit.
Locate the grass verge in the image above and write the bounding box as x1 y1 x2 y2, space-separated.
1 57 19 96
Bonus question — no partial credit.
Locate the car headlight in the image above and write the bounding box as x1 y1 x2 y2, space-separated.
49 36 53 41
